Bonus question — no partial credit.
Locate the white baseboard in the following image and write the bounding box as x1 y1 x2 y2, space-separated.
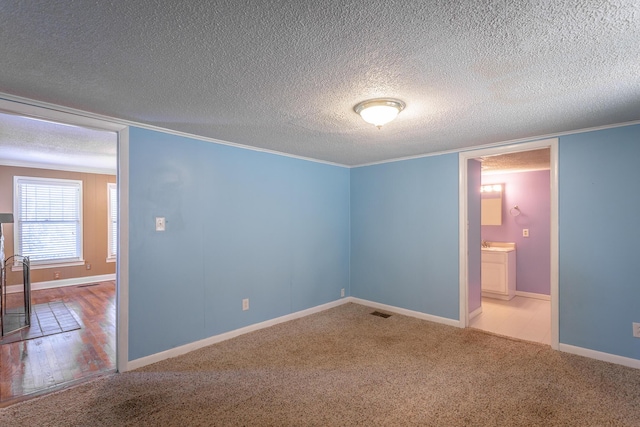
5 273 116 294
481 291 513 301
125 295 639 373
351 299 639 370
126 297 461 371
558 343 640 370
515 291 551 301
348 297 461 328
469 306 483 320
126 297 352 371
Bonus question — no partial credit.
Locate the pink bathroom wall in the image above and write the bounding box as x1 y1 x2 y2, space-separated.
481 170 550 295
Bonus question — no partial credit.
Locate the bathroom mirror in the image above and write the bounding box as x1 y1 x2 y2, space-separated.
481 184 503 225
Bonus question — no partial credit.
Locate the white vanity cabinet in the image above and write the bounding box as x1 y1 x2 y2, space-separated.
481 248 516 300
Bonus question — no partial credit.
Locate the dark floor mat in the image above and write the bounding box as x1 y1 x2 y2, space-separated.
1 301 81 344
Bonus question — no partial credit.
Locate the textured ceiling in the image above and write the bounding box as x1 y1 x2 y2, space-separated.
480 148 550 174
0 112 117 173
0 1 639 166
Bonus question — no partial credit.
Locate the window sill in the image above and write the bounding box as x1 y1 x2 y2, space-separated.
11 260 86 272
106 257 116 263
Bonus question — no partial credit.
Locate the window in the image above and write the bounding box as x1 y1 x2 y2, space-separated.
107 182 117 261
14 176 83 266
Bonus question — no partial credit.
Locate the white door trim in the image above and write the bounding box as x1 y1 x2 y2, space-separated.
0 97 129 370
116 127 129 372
458 138 559 350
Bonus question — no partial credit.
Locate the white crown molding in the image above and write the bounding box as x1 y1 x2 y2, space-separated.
2 92 640 170
0 158 116 175
351 120 640 168
0 93 347 169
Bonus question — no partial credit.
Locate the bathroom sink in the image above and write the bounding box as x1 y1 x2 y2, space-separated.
481 246 513 252
481 242 516 252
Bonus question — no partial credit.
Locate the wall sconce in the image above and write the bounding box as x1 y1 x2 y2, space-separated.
480 184 503 193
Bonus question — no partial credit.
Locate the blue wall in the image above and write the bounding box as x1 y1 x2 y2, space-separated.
349 124 640 361
127 122 640 364
559 125 640 360
128 127 350 360
350 154 460 320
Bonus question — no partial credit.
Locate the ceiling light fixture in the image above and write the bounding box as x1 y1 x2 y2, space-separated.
354 98 405 129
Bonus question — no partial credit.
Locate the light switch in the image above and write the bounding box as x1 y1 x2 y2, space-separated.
523 228 529 237
155 217 166 231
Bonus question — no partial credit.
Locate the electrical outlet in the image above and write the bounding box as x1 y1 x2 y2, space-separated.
242 298 249 311
633 322 640 338
155 217 166 231
86 263 91 270
523 229 529 237
54 271 61 280
341 288 345 298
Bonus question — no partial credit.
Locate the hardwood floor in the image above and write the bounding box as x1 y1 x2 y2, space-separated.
0 281 115 404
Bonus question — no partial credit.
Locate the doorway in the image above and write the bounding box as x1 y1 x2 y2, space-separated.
0 99 127 403
458 139 559 349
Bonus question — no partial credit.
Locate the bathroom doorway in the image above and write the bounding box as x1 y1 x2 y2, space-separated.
458 139 559 349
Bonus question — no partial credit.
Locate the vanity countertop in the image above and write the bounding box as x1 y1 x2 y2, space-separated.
481 242 516 252
481 246 514 252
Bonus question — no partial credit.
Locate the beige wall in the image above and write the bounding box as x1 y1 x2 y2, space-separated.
0 166 116 285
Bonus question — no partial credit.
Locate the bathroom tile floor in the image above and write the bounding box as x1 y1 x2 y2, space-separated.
470 296 551 345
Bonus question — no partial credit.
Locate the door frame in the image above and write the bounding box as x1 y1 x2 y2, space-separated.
458 138 559 349
0 96 129 371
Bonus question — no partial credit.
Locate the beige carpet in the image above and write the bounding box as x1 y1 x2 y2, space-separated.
1 302 639 426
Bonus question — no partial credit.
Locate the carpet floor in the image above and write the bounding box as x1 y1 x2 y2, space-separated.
0 302 638 426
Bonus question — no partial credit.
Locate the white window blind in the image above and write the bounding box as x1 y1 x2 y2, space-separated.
108 183 117 259
14 176 83 264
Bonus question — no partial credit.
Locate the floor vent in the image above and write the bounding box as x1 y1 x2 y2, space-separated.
371 311 392 318
77 283 100 288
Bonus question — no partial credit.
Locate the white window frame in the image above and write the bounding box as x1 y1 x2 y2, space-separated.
107 182 117 262
13 176 84 269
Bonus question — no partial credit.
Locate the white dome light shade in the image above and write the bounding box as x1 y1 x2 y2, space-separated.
354 99 406 128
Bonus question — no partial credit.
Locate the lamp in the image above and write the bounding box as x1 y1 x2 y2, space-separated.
480 184 503 193
354 98 405 128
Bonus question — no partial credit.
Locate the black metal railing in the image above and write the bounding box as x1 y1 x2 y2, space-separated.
1 255 31 337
